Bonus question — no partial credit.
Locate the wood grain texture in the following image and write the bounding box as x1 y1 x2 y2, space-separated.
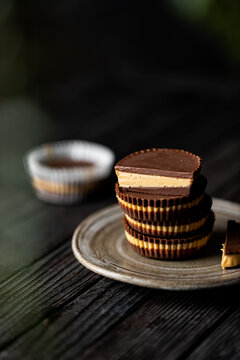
0 190 112 284
79 286 239 360
0 240 101 350
186 307 240 360
1 78 240 360
0 278 150 360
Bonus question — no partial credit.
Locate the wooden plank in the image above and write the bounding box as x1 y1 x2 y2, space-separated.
202 140 240 199
185 307 240 360
0 242 150 358
1 172 239 359
1 284 237 360
0 110 239 360
78 286 239 360
0 197 113 284
0 240 101 350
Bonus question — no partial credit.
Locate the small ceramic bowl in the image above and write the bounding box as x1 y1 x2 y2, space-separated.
24 140 115 204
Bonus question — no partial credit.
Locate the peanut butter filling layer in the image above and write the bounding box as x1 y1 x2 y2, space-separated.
116 170 192 189
125 231 210 251
125 214 208 234
221 221 240 269
32 176 94 194
221 243 240 269
221 253 240 269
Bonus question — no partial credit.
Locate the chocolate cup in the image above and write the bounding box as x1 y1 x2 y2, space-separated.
116 181 211 222
125 207 213 238
123 212 215 260
115 148 202 197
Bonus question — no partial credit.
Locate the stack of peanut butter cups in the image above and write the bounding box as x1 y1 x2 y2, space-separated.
115 149 215 260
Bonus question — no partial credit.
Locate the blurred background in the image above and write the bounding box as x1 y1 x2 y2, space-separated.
1 0 240 197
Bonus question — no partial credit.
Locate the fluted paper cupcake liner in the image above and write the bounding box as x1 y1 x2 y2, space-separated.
24 140 115 204
34 181 101 204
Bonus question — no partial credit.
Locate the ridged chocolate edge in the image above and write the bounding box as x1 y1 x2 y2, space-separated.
116 181 211 222
123 211 215 244
117 194 210 222
125 196 212 226
125 210 213 238
129 243 207 260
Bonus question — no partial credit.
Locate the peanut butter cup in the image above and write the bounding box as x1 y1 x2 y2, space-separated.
24 140 115 204
221 220 240 269
115 148 201 196
115 176 208 222
123 212 214 260
124 203 212 238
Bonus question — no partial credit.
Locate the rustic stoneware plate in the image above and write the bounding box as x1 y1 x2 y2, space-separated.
72 198 240 290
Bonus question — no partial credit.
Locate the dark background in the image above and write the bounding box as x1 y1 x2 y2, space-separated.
1 0 240 196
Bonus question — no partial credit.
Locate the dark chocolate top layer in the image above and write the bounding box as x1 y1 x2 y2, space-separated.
225 220 240 254
115 149 201 179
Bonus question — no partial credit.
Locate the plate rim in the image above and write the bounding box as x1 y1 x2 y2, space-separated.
72 198 240 290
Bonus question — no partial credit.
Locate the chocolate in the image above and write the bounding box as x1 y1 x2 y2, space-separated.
114 148 214 260
224 220 240 254
124 212 214 260
115 148 201 178
124 186 191 196
125 208 213 238
117 175 207 202
115 179 209 222
41 158 94 169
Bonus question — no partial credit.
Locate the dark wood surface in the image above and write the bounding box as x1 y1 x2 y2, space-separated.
0 76 240 360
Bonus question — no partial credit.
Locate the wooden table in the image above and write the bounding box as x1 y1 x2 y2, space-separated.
0 76 240 360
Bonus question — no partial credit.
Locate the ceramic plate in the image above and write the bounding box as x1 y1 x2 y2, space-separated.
72 198 240 290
